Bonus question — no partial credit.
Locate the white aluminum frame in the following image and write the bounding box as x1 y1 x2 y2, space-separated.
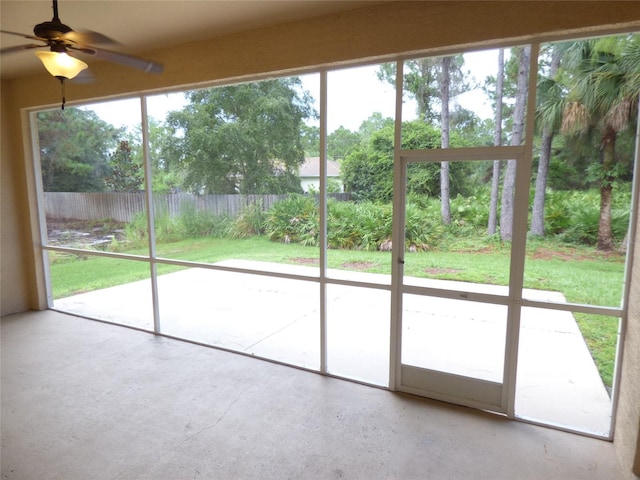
25 31 638 441
393 146 529 413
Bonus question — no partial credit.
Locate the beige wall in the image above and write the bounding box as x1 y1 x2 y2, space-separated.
617 180 640 478
1 1 639 476
1 82 34 314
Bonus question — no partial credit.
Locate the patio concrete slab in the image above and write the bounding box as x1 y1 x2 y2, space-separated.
54 259 612 435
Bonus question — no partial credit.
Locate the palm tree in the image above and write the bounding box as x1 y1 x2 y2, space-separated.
560 35 640 251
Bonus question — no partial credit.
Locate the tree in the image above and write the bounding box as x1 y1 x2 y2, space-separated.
357 113 394 145
104 140 144 192
122 118 184 193
342 120 471 202
327 126 360 160
166 77 315 194
342 121 396 202
450 106 493 142
560 36 640 250
341 148 393 202
378 56 468 224
300 124 320 157
500 45 531 241
377 60 440 122
145 118 186 193
483 51 520 145
440 57 452 224
530 44 564 236
488 48 505 235
37 108 120 192
377 56 468 124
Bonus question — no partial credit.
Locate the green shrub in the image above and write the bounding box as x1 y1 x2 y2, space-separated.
545 187 630 246
265 194 319 245
326 200 360 249
124 204 231 246
179 203 231 238
123 212 149 247
543 189 576 235
558 203 600 245
153 202 184 243
231 200 267 238
123 210 183 246
404 203 445 250
327 200 392 250
121 183 632 251
450 192 490 228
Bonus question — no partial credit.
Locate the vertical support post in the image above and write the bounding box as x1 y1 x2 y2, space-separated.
389 59 405 390
140 96 161 334
504 42 539 417
319 71 328 374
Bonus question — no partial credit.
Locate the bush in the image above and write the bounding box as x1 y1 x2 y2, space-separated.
180 205 231 238
230 200 267 238
558 202 600 245
264 194 319 245
450 192 490 228
545 187 630 246
124 204 231 246
124 210 183 246
121 183 632 251
404 203 445 250
123 212 149 247
327 200 392 250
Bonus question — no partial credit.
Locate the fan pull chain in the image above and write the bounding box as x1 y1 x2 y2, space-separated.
58 77 66 110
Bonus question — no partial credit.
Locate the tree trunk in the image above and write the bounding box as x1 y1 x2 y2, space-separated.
598 183 614 251
500 160 516 241
488 161 501 235
440 57 451 225
488 49 504 235
530 47 561 237
530 126 552 236
598 128 616 251
500 46 530 241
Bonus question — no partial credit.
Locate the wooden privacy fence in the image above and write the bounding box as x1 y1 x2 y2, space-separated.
44 192 351 222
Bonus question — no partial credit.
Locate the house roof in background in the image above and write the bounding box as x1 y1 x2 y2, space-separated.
299 157 341 177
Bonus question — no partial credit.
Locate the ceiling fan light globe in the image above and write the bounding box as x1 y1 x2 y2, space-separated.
35 51 87 79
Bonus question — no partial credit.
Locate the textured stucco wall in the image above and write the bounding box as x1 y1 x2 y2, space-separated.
615 175 640 478
0 82 34 315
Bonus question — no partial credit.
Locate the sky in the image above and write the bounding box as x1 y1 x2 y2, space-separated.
83 49 501 134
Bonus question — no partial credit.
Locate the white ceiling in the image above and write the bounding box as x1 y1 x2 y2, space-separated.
0 0 376 79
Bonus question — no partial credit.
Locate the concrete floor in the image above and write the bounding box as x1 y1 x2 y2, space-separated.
1 310 623 480
52 260 613 435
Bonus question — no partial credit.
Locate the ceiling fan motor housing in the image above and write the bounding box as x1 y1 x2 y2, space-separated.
34 21 72 41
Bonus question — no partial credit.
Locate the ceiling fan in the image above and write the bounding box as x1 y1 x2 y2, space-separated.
1 0 163 107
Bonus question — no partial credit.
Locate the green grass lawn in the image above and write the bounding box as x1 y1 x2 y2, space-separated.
49 235 625 388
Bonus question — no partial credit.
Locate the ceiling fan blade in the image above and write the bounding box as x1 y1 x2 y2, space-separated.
72 45 163 74
63 30 120 46
1 44 46 55
1 29 46 43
